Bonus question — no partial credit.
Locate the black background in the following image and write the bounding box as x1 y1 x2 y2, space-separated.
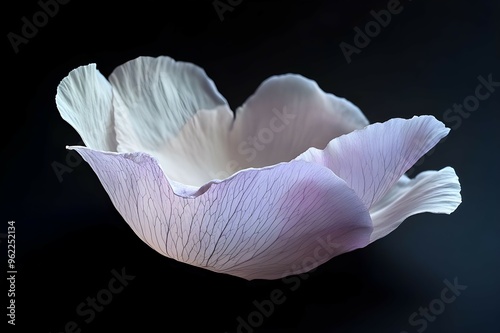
2 0 499 332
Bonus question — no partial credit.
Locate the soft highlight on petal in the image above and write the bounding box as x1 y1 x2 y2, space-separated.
298 116 450 209
69 146 373 280
56 64 117 151
55 56 462 282
105 59 372 187
228 74 369 171
368 167 461 243
109 56 228 152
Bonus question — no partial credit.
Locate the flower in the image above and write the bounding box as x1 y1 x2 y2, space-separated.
56 56 461 280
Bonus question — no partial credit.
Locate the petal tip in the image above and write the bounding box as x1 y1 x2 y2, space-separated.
439 166 462 214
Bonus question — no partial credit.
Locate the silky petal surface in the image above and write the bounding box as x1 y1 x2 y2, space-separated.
141 106 236 187
108 56 235 186
109 56 228 152
368 167 461 242
70 146 373 280
228 74 369 171
298 116 450 209
104 58 370 186
56 64 117 151
158 73 370 185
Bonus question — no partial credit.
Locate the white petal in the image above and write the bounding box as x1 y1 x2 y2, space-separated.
70 146 373 280
163 74 369 185
108 56 233 186
107 62 370 186
369 167 461 242
56 64 117 151
109 56 227 152
144 106 235 187
228 74 369 171
298 116 450 209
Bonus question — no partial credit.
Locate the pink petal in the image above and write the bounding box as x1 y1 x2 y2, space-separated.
298 116 450 209
70 146 372 280
56 64 117 151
